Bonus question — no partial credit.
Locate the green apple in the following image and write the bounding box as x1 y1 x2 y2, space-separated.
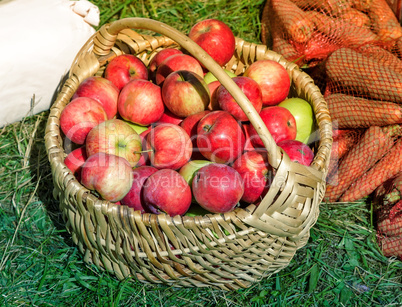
204 69 236 84
185 203 211 216
179 159 214 186
278 98 315 144
126 122 150 135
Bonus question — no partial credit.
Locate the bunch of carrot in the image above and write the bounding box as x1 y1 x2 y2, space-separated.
267 0 402 67
323 43 402 202
325 125 402 202
323 46 402 257
265 0 402 259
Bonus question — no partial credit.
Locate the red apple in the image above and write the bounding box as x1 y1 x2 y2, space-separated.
154 108 184 126
180 110 211 159
216 76 263 122
242 123 255 152
248 106 297 147
72 76 120 119
207 80 221 110
142 169 192 216
118 79 164 126
232 150 272 204
192 163 244 213
64 146 88 181
188 19 236 67
137 128 152 167
155 53 204 85
60 97 108 145
85 118 142 167
148 48 183 77
197 111 245 164
81 152 134 202
146 123 193 170
244 59 291 106
162 70 210 117
277 139 314 166
180 110 211 138
120 165 158 213
104 54 148 91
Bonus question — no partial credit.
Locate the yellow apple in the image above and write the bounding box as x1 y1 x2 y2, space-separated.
279 98 315 144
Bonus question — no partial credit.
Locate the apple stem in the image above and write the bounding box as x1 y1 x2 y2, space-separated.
134 149 153 154
203 125 212 132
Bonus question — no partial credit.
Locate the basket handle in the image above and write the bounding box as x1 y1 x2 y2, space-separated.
100 17 280 168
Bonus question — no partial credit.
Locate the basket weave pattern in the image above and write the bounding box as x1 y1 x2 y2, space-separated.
45 18 332 290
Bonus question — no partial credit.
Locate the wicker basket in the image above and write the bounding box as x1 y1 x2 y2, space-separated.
45 18 332 290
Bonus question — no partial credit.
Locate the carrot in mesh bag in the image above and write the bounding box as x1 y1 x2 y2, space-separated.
338 7 371 28
396 36 402 57
291 0 352 16
272 35 302 64
340 136 402 202
304 10 378 48
355 44 402 75
378 210 402 237
324 125 402 202
366 0 402 42
269 21 303 64
325 47 402 104
377 235 402 259
352 0 374 11
270 0 315 44
325 93 402 128
302 32 341 64
326 128 363 185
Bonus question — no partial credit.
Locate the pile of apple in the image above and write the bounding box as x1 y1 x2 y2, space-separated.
61 19 316 217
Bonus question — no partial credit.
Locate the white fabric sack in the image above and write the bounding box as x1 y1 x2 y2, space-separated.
0 0 100 127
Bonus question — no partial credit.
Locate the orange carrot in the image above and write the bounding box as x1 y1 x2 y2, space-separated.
356 44 402 75
270 0 315 43
324 125 401 202
377 235 402 259
396 36 402 59
291 0 352 16
378 214 402 237
303 32 340 63
270 22 302 64
325 47 402 103
326 129 363 184
352 0 373 11
366 0 402 42
339 8 371 28
261 0 270 46
304 11 378 48
272 36 302 64
326 94 402 128
340 137 402 202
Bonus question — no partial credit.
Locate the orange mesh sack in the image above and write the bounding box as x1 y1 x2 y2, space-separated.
374 173 402 260
261 0 402 260
261 0 402 68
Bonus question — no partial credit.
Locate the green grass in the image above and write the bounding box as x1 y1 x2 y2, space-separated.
1 0 402 306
